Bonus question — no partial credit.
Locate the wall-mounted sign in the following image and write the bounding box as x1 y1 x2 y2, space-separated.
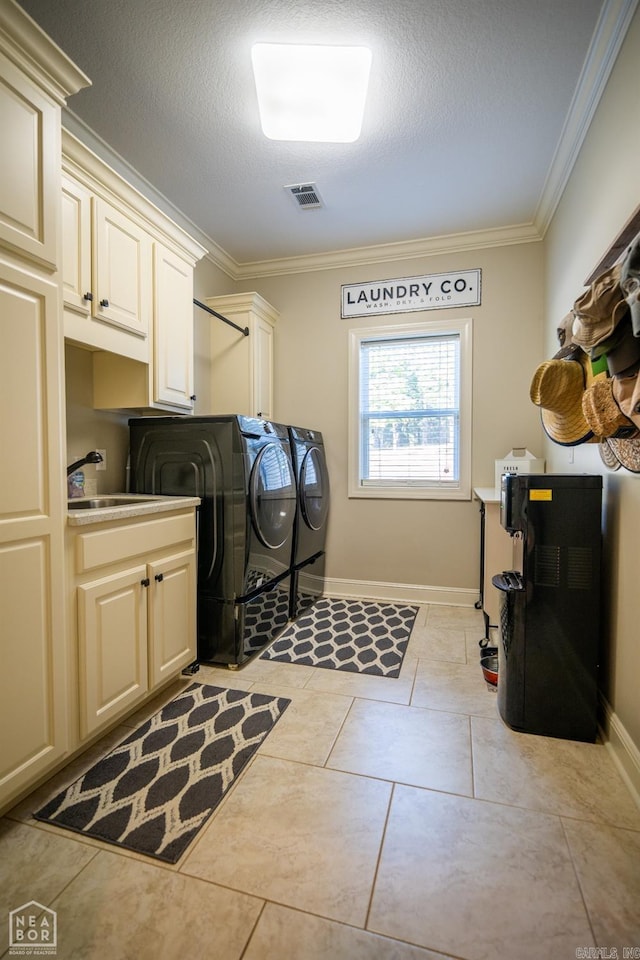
341 269 481 318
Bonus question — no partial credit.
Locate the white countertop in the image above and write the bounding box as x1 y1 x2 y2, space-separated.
473 487 501 503
67 494 200 526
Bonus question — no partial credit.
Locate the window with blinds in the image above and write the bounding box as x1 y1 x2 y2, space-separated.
348 318 472 500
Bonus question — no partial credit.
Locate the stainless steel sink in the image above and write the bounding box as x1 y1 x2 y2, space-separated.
68 496 157 510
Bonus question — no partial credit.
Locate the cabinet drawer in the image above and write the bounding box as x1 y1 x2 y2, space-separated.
75 512 195 573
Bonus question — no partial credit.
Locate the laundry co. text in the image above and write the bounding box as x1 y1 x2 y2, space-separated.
341 269 481 318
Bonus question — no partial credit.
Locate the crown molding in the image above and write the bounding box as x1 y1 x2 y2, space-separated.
62 127 207 264
0 0 90 103
235 223 542 279
61 110 237 276
59 0 638 282
60 112 543 279
534 0 640 236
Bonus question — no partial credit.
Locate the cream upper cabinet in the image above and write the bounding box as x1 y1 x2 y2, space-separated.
61 174 92 311
62 180 152 348
153 243 195 410
0 46 58 268
206 292 278 419
62 172 151 364
61 132 205 409
0 0 90 816
92 196 151 339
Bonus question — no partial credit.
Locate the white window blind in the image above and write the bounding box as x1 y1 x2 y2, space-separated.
360 333 460 486
348 318 472 500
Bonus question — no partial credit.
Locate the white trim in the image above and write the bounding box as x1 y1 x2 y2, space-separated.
53 0 637 281
323 577 477 608
61 128 207 265
60 111 543 280
599 696 640 810
237 224 541 280
0 1 90 103
348 317 473 501
535 0 640 235
62 111 232 274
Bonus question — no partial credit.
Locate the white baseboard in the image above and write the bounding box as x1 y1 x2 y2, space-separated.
599 697 640 810
323 577 478 608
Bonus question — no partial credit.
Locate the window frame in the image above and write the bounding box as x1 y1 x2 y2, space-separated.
348 317 473 500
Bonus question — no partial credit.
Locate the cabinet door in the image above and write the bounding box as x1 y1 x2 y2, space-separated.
254 314 274 419
207 293 277 418
0 261 68 807
147 550 196 688
93 197 151 340
77 566 149 739
154 243 194 410
0 50 58 267
61 175 92 314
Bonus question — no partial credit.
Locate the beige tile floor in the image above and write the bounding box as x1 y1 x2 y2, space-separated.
2 602 640 960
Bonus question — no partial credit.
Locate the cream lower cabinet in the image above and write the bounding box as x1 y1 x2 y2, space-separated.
147 549 197 686
77 564 149 739
69 510 197 741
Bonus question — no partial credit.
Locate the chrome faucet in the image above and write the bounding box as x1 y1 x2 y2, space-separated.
66 450 103 476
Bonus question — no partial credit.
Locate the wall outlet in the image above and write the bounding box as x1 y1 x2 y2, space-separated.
96 449 107 471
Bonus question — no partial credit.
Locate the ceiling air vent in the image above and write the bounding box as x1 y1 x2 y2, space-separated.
285 182 323 210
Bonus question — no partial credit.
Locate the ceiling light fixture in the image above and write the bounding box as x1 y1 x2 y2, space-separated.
251 42 372 143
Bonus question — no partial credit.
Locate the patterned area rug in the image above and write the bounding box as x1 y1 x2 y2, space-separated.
261 597 418 677
35 683 290 864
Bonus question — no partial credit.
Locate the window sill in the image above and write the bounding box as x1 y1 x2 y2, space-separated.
348 484 471 501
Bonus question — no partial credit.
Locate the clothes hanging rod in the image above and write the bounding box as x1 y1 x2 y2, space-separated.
193 298 249 336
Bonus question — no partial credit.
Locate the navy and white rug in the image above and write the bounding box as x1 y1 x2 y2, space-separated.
261 597 418 677
35 683 290 863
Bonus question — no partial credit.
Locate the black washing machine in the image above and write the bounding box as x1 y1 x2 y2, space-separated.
288 425 330 619
128 415 297 666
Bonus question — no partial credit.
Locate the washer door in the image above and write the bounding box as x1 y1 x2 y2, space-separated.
300 446 330 531
250 442 296 549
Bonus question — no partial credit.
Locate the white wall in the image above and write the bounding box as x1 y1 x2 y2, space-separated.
543 6 640 792
193 256 240 414
65 344 130 493
65 253 237 490
248 240 545 599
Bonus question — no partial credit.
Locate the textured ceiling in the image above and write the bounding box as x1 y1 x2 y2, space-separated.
16 0 624 271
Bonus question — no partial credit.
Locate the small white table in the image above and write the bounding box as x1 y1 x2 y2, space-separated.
473 487 515 642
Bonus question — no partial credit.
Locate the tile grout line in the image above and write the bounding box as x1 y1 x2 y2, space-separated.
468 713 476 798
363 779 396 933
238 898 268 960
558 816 599 948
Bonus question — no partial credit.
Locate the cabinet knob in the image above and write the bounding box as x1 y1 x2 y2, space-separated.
99 298 109 308
189 395 196 402
154 573 164 583
141 577 150 587
83 292 94 302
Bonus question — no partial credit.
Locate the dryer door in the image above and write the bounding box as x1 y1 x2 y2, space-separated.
249 441 296 550
300 446 330 531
